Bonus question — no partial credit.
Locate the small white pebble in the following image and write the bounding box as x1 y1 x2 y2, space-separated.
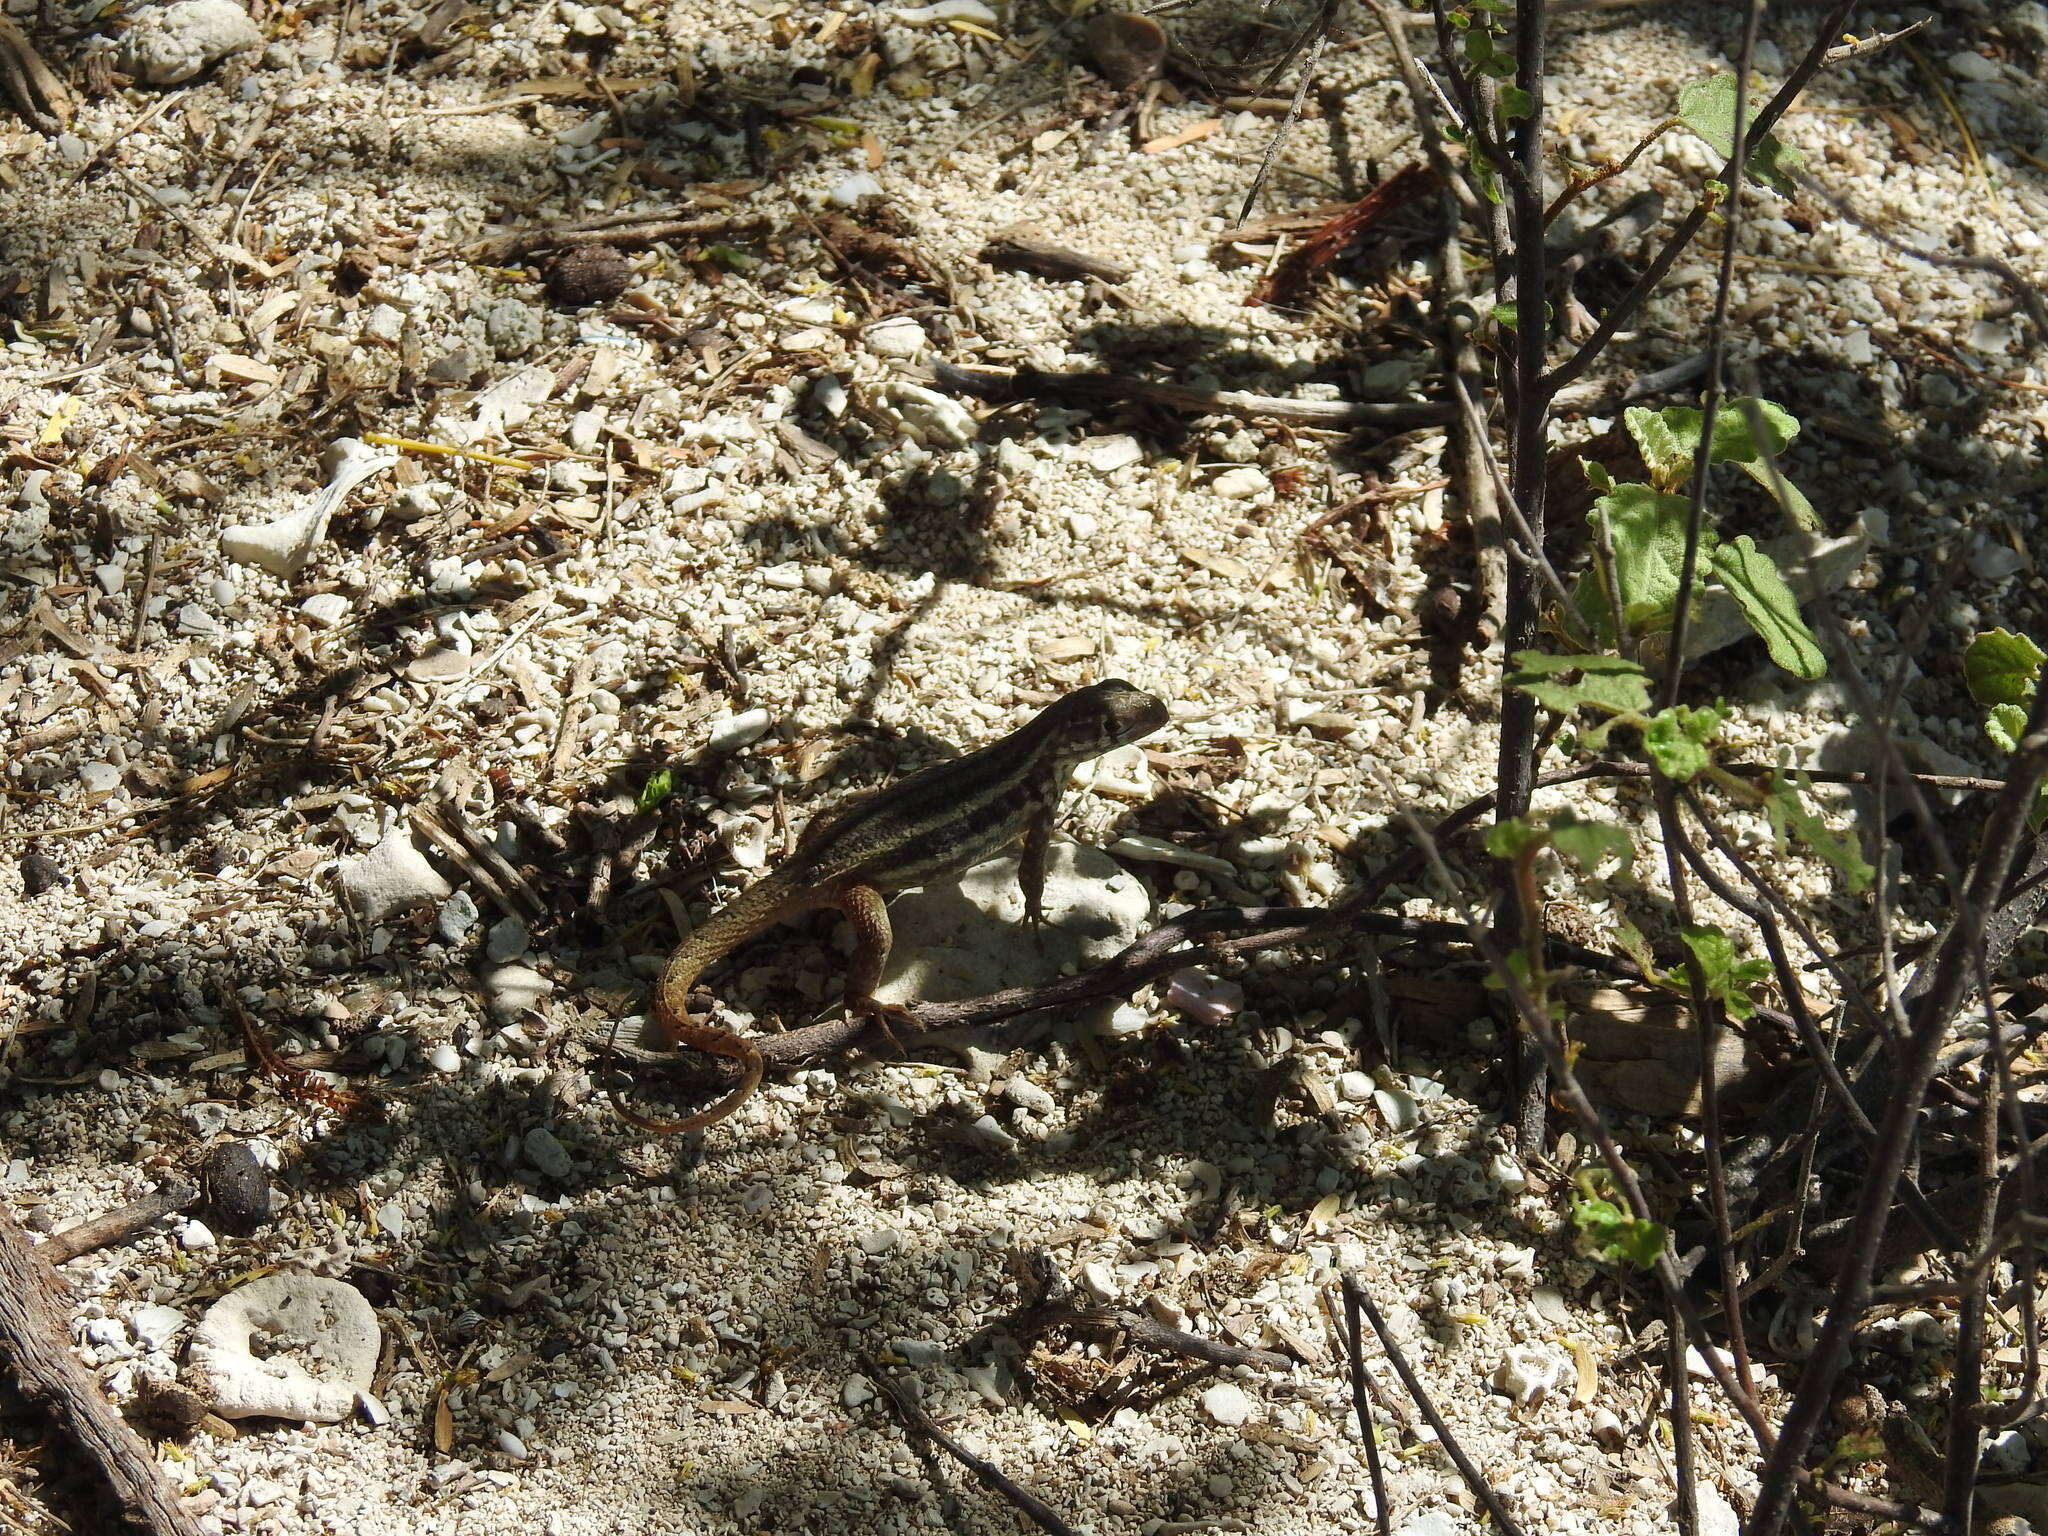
1200 1382 1254 1427
1211 466 1270 500
300 591 351 627
707 709 772 754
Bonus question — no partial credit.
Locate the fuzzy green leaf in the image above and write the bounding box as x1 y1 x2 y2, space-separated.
1574 483 1698 643
1988 702 2029 755
1644 704 1724 782
1709 535 1826 678
1676 73 1807 194
1550 814 1632 871
1572 1196 1665 1270
1622 399 1812 526
637 766 680 812
1964 629 2045 707
1507 651 1652 716
1763 771 1874 894
1679 922 1773 1019
1485 816 1542 861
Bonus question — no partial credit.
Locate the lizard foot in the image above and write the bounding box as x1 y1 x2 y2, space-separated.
848 996 920 1057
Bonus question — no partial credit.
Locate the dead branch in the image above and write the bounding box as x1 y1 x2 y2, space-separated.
864 1361 1080 1536
0 1207 207 1536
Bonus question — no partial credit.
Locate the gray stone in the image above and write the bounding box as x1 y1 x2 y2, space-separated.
484 299 544 360
871 842 1152 1032
118 0 263 86
521 1127 574 1180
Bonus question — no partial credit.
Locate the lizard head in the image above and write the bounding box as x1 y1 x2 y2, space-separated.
1047 678 1170 763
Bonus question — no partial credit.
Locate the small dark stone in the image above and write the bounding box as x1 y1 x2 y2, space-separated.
131 1378 209 1436
334 247 377 295
542 244 633 308
537 1333 574 1362
1085 11 1166 88
1421 582 1465 638
424 346 483 385
199 1142 274 1236
20 851 64 896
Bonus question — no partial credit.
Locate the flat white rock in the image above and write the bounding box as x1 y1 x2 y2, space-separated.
1211 466 1270 500
1680 1482 1741 1536
338 825 451 923
300 591 351 628
871 842 1152 1027
188 1273 378 1422
864 316 926 359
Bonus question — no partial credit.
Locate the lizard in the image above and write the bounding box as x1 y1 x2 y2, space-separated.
610 678 1170 1135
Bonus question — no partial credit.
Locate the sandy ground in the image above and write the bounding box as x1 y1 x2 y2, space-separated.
3 0 2046 1531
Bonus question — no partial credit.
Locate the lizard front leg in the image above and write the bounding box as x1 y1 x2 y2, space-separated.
1019 797 1055 944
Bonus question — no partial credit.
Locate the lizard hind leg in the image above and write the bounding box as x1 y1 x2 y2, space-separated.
836 883 919 1055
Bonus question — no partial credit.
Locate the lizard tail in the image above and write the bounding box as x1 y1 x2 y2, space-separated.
612 882 793 1134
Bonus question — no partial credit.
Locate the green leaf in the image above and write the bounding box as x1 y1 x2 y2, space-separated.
1675 72 1808 194
1550 814 1632 871
1573 483 1699 644
1964 629 2045 707
1725 398 1817 529
1712 396 1799 461
1981 703 2048 828
1463 27 1494 64
1571 1195 1665 1270
637 766 680 812
1491 299 1553 331
1709 535 1826 679
1470 151 1502 205
1485 816 1543 861
1644 704 1724 781
1610 918 1663 980
1623 405 1695 492
1763 771 1874 894
703 243 759 272
1581 457 1615 493
1506 651 1652 716
1679 922 1773 1019
1499 85 1534 121
1623 399 1811 527
1988 702 2029 755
